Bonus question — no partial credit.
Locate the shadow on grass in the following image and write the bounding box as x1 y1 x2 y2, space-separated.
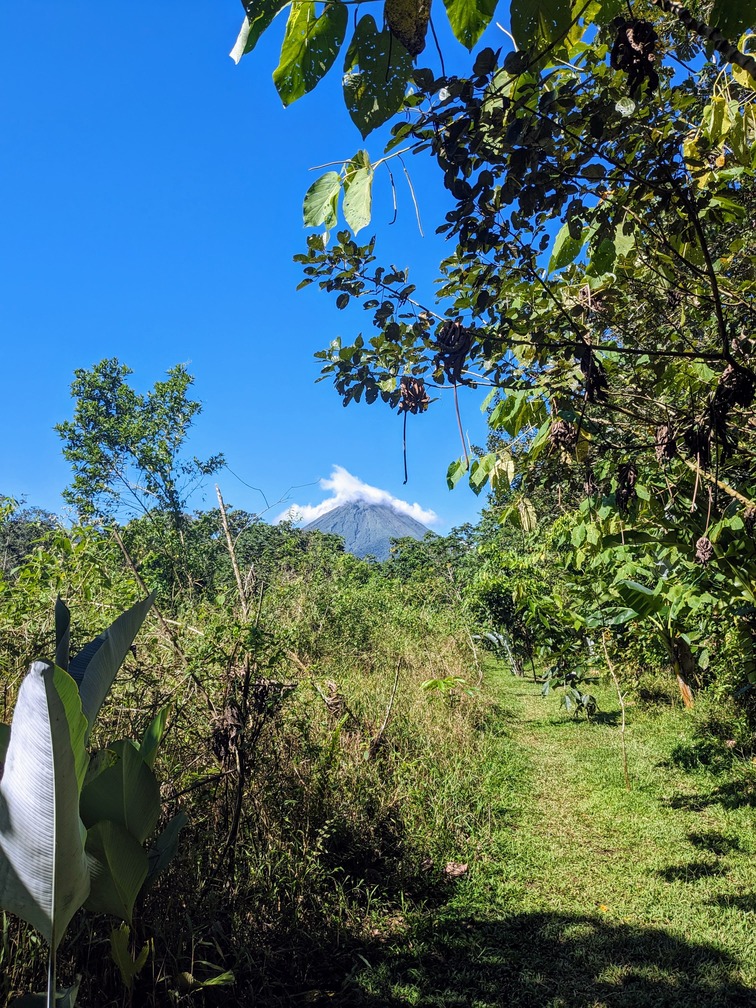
668 778 756 811
332 911 754 1007
656 860 727 882
688 831 743 855
709 894 756 912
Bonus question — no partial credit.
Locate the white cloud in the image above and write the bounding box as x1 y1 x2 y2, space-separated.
277 465 439 527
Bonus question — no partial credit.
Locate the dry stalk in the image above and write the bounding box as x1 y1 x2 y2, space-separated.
215 484 249 621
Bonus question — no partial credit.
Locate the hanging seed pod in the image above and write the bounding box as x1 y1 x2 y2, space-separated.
385 0 431 56
583 467 600 497
434 320 475 385
655 423 677 463
715 363 755 409
744 507 756 535
575 344 608 402
683 422 712 469
616 462 637 514
610 18 659 96
695 535 715 566
549 418 578 451
398 376 430 414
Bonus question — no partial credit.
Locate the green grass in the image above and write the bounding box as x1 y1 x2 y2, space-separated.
341 668 756 1007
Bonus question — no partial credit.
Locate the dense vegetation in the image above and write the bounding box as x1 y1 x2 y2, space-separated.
1 476 754 1004
3 0 756 1003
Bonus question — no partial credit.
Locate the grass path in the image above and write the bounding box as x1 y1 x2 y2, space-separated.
351 667 756 1007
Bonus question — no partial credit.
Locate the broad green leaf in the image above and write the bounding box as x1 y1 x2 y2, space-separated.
69 595 153 741
615 579 667 620
443 0 497 50
549 221 583 271
588 237 616 275
110 924 151 992
510 0 572 53
343 16 413 138
343 152 374 233
273 1 348 106
139 706 170 770
446 457 468 489
710 0 756 40
732 34 756 88
84 820 148 923
146 810 189 885
80 740 160 845
303 171 341 228
229 0 290 64
0 663 89 950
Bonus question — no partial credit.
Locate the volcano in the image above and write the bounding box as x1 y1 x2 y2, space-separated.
303 500 430 561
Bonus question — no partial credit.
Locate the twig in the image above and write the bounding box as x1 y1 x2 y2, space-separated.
216 484 249 620
368 659 402 759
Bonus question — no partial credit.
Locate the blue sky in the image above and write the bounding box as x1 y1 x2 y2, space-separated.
0 2 499 533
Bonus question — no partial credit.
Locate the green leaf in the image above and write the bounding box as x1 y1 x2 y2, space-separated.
139 706 170 771
549 221 583 271
273 1 348 106
710 0 756 39
0 663 89 950
229 0 290 64
443 0 498 50
80 741 160 845
146 810 189 885
615 580 667 620
446 457 468 489
510 0 572 53
110 924 151 992
69 595 153 742
343 152 374 234
303 171 341 229
84 820 148 924
343 16 413 138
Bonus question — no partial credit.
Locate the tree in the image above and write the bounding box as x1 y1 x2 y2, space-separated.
0 501 58 578
56 359 224 530
235 0 756 700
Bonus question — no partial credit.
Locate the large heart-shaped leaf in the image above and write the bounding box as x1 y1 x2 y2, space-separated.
443 0 498 50
343 16 412 138
343 151 373 233
273 0 348 106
